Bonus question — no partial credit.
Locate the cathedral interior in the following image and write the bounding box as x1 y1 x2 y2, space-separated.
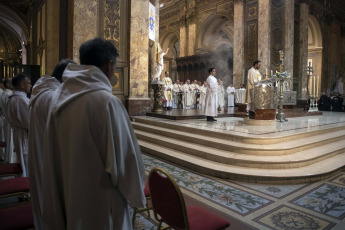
1 0 345 229
0 0 344 115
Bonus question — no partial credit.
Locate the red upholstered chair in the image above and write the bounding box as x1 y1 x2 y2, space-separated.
0 177 30 202
132 177 153 226
0 163 22 178
148 168 230 230
0 202 34 230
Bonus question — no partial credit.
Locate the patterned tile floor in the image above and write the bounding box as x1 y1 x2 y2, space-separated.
131 154 345 230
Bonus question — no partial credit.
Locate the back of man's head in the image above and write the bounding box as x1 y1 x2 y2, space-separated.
52 59 76 83
12 73 30 88
79 38 119 68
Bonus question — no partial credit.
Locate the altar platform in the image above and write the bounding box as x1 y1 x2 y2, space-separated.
132 111 345 184
146 107 322 120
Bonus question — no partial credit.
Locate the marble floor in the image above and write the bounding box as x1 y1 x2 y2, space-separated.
134 111 345 137
132 153 345 230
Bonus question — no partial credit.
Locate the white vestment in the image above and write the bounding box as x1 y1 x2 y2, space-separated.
173 83 182 108
218 84 225 108
29 75 61 230
0 89 13 162
163 77 173 107
204 75 218 117
192 84 200 108
199 85 207 108
7 90 30 176
236 88 246 104
226 86 236 107
246 67 261 111
42 64 146 230
183 83 193 107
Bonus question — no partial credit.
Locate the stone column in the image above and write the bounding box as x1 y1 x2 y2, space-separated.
72 0 98 63
284 0 294 90
298 2 308 100
233 0 245 88
127 0 151 115
187 0 196 56
179 4 187 58
46 0 60 74
258 0 271 76
180 26 187 57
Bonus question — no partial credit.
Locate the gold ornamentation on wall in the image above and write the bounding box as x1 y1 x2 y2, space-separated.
248 7 257 17
111 72 120 88
104 0 120 50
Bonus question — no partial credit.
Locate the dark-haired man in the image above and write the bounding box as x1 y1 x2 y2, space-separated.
29 59 75 230
246 60 262 114
7 73 31 177
205 68 218 121
42 38 146 230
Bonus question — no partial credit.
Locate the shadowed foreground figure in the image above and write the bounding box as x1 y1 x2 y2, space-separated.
42 38 146 230
28 59 75 230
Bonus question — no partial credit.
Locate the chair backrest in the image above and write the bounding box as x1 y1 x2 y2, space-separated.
148 168 189 230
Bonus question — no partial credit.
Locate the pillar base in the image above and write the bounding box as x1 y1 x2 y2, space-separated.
126 98 152 116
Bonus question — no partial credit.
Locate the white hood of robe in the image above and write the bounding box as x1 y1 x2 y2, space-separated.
51 64 112 115
30 75 61 107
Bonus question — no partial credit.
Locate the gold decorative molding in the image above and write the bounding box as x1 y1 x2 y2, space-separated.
104 0 120 51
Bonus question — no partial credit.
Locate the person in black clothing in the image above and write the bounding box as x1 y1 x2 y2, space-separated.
332 93 344 112
318 91 331 111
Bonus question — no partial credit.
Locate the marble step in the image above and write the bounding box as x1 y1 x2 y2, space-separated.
135 130 345 169
132 117 345 144
133 122 345 156
139 140 345 184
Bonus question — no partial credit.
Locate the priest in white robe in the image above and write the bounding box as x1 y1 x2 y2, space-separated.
29 59 75 230
205 68 218 121
199 81 207 109
1 79 13 162
246 60 262 112
163 71 173 109
183 80 193 109
7 73 31 177
42 38 146 230
173 80 182 109
226 84 236 107
217 80 225 111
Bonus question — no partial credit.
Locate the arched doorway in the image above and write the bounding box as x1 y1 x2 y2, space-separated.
308 15 323 96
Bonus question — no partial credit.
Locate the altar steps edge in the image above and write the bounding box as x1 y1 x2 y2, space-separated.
139 140 345 184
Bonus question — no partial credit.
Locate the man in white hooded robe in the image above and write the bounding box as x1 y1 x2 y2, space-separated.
29 59 75 230
7 73 31 176
42 38 146 230
204 68 218 121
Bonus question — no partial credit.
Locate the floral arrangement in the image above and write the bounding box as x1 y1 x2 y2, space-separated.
274 71 291 79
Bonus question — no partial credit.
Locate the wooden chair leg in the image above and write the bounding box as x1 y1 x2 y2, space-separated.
132 207 138 226
158 220 162 230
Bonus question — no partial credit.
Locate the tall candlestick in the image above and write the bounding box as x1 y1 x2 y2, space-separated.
316 76 319 97
265 68 268 78
313 76 316 97
308 77 312 95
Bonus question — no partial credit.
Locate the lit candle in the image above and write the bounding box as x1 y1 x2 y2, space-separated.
265 68 268 77
271 70 273 77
